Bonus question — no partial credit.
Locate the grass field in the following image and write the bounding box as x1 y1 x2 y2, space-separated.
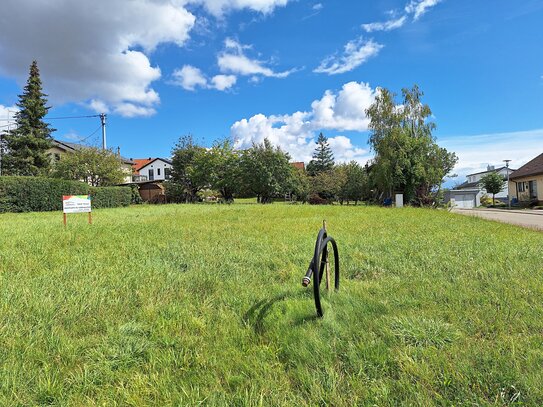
1 204 542 405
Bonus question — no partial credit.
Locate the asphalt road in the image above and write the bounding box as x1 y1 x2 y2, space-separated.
453 208 543 231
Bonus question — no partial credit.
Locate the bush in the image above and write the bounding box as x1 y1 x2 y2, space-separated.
0 176 131 213
480 194 492 206
308 193 330 205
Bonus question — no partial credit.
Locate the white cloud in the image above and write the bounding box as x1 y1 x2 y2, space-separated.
171 65 237 91
218 38 296 78
0 0 195 117
405 0 441 20
231 81 376 163
314 38 383 75
0 0 291 118
362 16 407 32
439 129 543 179
313 3 323 11
211 74 237 90
172 65 209 91
189 0 290 17
0 104 18 130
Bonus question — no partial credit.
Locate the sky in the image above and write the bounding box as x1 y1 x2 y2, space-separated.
0 0 542 183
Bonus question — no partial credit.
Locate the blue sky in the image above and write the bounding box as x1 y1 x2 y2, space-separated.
0 0 542 180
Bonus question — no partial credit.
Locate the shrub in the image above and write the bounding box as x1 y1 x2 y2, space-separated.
0 176 130 213
480 194 492 206
308 193 330 205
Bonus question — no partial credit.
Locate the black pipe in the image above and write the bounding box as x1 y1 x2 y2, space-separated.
302 227 339 317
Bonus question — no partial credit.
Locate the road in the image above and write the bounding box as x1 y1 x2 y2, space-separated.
452 208 543 231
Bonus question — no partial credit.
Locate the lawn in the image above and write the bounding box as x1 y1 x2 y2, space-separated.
0 204 542 405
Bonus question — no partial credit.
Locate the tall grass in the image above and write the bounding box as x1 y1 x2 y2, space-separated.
0 204 542 405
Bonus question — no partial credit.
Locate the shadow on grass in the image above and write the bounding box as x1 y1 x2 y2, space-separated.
243 291 315 335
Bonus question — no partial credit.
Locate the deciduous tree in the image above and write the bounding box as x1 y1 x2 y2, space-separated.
479 172 505 205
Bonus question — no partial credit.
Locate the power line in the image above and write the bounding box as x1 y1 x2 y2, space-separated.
46 114 100 120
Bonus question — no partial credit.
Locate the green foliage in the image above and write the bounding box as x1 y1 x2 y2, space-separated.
0 176 130 212
196 139 241 202
130 184 143 204
366 85 457 205
306 133 335 176
1 204 542 404
480 194 492 207
480 172 505 202
52 146 127 186
336 161 369 204
289 167 311 203
170 135 207 203
239 138 293 203
163 180 188 203
1 61 55 176
310 169 344 202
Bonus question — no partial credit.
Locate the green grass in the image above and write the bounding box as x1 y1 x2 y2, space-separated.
1 204 542 405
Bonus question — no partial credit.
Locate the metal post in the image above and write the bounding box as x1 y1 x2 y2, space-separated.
504 159 511 209
100 113 107 150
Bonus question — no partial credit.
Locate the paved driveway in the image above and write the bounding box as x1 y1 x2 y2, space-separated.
452 208 543 231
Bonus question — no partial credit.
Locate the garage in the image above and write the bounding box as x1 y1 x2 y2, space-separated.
448 189 480 209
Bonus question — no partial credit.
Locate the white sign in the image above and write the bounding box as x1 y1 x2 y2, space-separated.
395 194 404 208
63 195 92 213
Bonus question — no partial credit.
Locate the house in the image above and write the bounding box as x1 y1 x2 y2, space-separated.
132 158 173 182
291 162 305 171
447 165 515 208
49 139 135 183
509 153 543 203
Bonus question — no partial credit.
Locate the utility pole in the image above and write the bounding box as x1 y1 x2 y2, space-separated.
100 113 107 150
504 159 512 209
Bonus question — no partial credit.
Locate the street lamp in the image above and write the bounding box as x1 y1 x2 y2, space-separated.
504 159 512 209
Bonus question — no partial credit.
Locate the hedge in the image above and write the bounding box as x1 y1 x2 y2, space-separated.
0 176 131 213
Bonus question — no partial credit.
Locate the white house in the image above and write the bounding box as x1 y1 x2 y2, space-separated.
132 158 173 182
448 165 516 208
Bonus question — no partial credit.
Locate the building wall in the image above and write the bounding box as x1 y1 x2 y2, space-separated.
138 160 172 181
509 175 543 202
464 168 514 199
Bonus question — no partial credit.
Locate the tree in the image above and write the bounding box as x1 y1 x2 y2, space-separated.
170 135 207 203
2 61 55 176
310 169 345 204
366 85 457 205
196 139 241 202
52 147 127 186
479 172 505 205
306 133 334 176
289 167 311 203
240 138 292 203
337 161 368 204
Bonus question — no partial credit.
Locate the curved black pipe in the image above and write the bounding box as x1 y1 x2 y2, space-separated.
302 227 339 317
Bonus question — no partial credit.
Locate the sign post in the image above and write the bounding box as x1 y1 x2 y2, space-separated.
62 195 92 226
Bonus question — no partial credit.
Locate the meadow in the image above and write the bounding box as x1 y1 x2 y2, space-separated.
0 203 542 405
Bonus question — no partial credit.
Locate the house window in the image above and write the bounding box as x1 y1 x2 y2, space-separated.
517 182 525 192
157 168 161 176
165 168 171 179
54 153 61 161
148 169 154 181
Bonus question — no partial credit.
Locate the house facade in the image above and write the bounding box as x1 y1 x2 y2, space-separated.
132 158 173 182
447 165 515 208
508 153 543 203
49 140 135 183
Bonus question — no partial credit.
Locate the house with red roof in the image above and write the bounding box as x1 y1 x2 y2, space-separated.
509 153 543 203
132 157 173 182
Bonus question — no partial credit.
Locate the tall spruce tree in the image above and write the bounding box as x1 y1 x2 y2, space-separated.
3 61 55 176
306 133 335 176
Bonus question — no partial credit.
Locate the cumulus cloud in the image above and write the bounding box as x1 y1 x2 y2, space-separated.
171 65 237 91
211 74 238 90
231 81 376 163
405 0 442 20
0 0 291 117
218 38 296 78
0 104 18 131
314 38 383 75
362 16 407 32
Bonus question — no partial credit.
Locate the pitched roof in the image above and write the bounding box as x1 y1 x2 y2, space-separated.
510 153 543 180
132 157 173 173
52 139 135 165
132 158 154 172
291 161 305 170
